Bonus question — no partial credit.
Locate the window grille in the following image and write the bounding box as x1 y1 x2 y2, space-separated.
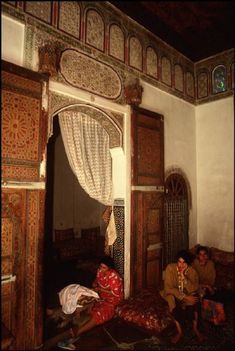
164 174 189 267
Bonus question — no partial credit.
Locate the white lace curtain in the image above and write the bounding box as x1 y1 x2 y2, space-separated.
58 110 113 206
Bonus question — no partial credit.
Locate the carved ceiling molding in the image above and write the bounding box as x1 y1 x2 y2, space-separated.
3 2 234 106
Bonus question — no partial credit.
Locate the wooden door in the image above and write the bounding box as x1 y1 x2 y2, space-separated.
130 106 164 295
1 61 48 349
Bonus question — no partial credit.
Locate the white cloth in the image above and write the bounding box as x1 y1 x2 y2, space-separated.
58 111 113 206
105 209 117 246
58 284 99 314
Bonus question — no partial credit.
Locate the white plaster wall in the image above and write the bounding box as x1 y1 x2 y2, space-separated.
140 81 197 247
1 14 25 66
196 96 234 252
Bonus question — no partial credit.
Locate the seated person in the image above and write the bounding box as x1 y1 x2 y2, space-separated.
160 250 205 344
192 245 227 326
58 255 123 350
192 245 216 298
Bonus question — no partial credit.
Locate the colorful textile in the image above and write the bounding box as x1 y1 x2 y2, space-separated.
91 267 123 325
116 289 174 335
201 298 226 325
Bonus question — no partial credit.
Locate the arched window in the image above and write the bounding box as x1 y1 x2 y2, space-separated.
164 173 189 267
212 65 227 93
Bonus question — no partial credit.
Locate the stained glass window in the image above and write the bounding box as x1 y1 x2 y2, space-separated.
212 65 227 93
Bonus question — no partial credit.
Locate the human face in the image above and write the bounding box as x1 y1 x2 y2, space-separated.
99 263 109 272
198 250 209 265
177 257 188 272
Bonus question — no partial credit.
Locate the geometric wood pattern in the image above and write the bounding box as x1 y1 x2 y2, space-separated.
131 107 164 295
174 64 184 92
85 9 105 51
186 71 195 97
1 188 26 349
2 1 233 105
161 56 172 86
2 90 40 161
146 46 158 78
58 1 81 38
131 191 164 294
131 107 164 186
109 24 125 62
129 36 143 71
197 72 209 98
25 1 52 24
1 62 47 350
2 61 48 182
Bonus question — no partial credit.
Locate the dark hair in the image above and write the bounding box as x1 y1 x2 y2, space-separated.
99 255 115 269
196 245 210 256
176 249 194 265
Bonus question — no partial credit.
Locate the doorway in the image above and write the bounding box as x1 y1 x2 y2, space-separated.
43 115 108 342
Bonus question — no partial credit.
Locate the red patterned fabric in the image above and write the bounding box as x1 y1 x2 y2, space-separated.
91 268 123 325
115 289 174 335
201 298 226 325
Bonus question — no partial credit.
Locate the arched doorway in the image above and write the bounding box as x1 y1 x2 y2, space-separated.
164 173 189 267
43 104 125 343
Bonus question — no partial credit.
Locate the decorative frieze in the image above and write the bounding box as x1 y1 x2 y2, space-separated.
59 49 122 99
2 1 234 105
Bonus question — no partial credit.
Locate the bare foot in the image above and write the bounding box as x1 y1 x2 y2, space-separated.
171 332 183 344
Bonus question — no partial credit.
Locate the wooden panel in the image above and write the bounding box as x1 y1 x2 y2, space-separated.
1 61 48 350
1 188 26 349
131 191 164 294
131 107 164 296
132 107 164 186
146 248 162 288
1 60 48 182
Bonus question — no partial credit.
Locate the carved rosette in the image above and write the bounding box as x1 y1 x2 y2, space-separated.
38 44 59 77
124 78 143 106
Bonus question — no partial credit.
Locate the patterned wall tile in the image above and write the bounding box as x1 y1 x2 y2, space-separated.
1 218 13 257
146 46 158 78
113 201 124 278
197 72 208 98
85 9 105 51
2 164 39 182
129 36 143 71
24 190 39 349
58 1 81 38
59 49 122 100
109 24 125 62
186 71 195 97
2 91 40 162
25 1 52 24
174 64 184 92
161 56 172 86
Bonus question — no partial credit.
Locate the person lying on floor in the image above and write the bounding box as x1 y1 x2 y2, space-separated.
58 255 124 350
160 249 205 344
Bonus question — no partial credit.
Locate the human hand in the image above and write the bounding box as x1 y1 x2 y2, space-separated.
184 294 199 305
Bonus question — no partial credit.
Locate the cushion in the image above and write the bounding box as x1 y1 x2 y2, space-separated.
115 289 174 335
210 247 234 265
215 262 234 290
54 228 74 242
